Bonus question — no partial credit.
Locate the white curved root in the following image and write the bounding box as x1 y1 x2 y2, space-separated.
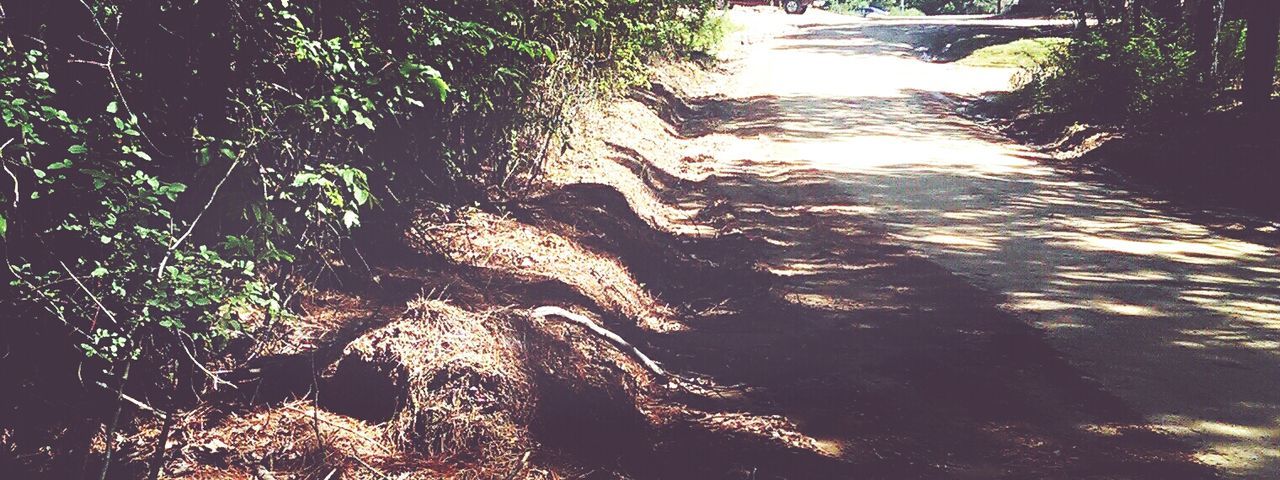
531 306 666 377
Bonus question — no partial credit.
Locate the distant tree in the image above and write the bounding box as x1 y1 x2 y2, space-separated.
1242 0 1280 108
1189 0 1226 80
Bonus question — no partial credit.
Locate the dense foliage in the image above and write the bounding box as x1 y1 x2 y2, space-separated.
0 0 722 433
1015 1 1278 127
1020 19 1207 125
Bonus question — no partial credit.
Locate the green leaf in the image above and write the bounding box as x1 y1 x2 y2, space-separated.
68 145 87 154
353 111 374 130
91 267 108 277
0 215 6 238
342 210 359 229
426 77 450 102
134 151 153 161
331 95 350 115
106 101 119 113
292 172 321 187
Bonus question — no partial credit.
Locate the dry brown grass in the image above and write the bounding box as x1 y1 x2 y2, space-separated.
407 209 684 333
255 291 389 357
548 103 722 232
167 400 427 479
324 297 661 471
330 299 534 462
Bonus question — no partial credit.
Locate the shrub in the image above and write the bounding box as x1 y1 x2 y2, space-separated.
1018 16 1210 127
0 0 720 412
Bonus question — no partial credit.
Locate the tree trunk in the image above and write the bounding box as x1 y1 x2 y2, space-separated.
1092 0 1111 23
1191 0 1225 81
1122 0 1139 32
1243 1 1280 108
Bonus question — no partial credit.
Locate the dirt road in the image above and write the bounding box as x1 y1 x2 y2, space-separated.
702 9 1280 478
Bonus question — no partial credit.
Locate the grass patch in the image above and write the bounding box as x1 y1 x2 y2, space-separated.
958 37 1070 68
890 7 927 17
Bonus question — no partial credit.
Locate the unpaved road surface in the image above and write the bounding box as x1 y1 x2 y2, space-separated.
709 9 1280 478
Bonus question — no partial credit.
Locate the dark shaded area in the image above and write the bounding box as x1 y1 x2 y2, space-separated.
976 89 1280 229
1067 108 1280 224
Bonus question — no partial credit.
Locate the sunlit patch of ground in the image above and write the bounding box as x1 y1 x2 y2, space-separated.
710 8 1280 476
1152 413 1280 477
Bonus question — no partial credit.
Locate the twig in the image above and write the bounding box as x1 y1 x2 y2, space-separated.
178 334 236 390
1 138 19 208
6 259 93 341
531 306 666 377
155 155 243 279
310 353 325 453
93 380 168 420
98 361 132 480
75 0 165 155
58 260 119 325
350 454 390 479
502 451 532 480
66 58 110 68
147 393 174 480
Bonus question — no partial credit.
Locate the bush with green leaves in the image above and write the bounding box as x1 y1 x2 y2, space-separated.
1018 17 1210 126
0 0 720 408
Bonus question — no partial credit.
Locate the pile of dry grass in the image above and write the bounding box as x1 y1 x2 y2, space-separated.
328 299 534 462
169 401 418 479
326 298 661 470
407 209 684 333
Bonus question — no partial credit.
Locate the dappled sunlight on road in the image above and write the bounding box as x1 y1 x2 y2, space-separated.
715 10 1280 478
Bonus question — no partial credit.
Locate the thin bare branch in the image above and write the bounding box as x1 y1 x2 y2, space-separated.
1 138 18 208
178 333 237 391
155 155 243 279
76 0 165 155
58 259 119 326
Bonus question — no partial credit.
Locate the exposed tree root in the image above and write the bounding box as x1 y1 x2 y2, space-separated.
532 306 666 377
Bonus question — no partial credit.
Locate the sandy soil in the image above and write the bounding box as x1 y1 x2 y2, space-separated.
699 8 1280 478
